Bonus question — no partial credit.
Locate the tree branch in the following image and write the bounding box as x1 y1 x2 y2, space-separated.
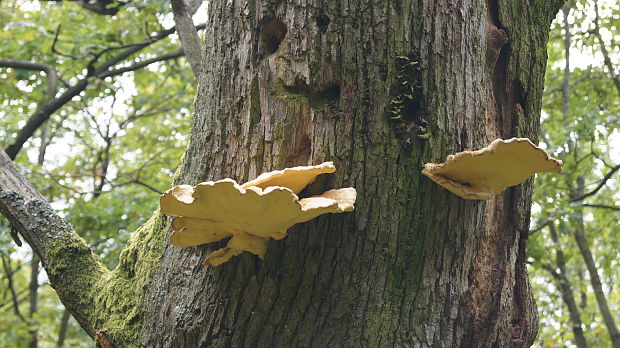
582 203 620 211
1 257 28 324
112 179 163 195
51 25 88 60
28 254 39 348
529 220 550 236
4 23 206 160
46 0 127 16
569 164 620 202
0 148 109 338
544 220 589 348
572 176 620 346
171 0 205 79
0 287 28 312
76 0 126 16
56 308 71 347
99 48 185 78
593 1 620 97
0 59 58 101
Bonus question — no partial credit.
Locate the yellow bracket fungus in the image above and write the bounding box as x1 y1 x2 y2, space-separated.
160 162 356 266
422 138 562 200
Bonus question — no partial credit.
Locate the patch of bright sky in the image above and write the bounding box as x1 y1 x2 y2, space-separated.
551 0 619 70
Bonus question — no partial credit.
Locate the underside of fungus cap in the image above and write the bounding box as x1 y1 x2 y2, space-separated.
422 138 562 200
241 162 336 194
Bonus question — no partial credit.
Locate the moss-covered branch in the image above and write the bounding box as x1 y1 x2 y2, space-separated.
0 149 110 337
1 148 171 346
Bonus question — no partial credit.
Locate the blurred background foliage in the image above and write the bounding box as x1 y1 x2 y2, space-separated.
0 0 618 347
529 0 620 347
1 0 196 346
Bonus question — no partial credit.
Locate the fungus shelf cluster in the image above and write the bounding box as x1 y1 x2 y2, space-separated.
160 138 561 266
160 162 356 266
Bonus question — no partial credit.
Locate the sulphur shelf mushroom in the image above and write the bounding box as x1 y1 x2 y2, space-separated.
422 138 562 200
160 162 356 266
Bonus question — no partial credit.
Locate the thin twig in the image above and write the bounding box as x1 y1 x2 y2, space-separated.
1 257 28 323
581 203 620 211
51 25 87 60
99 49 185 79
569 164 620 202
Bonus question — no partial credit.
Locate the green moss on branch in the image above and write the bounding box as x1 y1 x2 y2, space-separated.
88 212 168 347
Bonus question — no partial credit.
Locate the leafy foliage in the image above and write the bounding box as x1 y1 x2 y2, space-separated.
529 0 620 346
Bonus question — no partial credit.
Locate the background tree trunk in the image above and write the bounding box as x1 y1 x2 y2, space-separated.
571 177 620 347
141 0 562 346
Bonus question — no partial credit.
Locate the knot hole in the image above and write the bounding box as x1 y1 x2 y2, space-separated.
260 18 287 56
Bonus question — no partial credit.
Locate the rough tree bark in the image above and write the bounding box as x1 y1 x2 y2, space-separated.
0 0 564 347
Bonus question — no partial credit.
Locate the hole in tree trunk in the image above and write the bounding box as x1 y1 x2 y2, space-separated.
280 78 341 108
316 13 330 32
260 18 288 56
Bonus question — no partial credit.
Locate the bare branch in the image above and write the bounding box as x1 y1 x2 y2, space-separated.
529 220 550 236
111 179 163 195
4 23 206 160
51 25 87 60
186 0 203 14
0 287 28 312
569 164 620 202
28 255 39 348
171 0 205 79
0 148 109 337
572 176 620 345
544 219 589 348
56 308 71 347
99 49 185 78
76 0 126 16
1 257 28 324
45 0 126 15
0 59 58 101
582 203 620 211
593 1 620 97
561 3 571 118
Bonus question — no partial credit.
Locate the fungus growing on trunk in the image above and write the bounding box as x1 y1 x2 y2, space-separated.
160 162 356 266
422 138 562 200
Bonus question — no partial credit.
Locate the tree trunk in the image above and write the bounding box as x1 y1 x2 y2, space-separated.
28 255 39 348
543 223 588 348
571 177 620 347
138 0 562 346
56 308 70 347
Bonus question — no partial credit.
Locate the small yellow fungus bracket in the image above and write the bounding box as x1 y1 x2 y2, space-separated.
160 162 356 266
422 138 562 200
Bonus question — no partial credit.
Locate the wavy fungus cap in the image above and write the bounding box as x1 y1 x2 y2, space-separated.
422 138 562 200
242 161 336 194
160 162 356 266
